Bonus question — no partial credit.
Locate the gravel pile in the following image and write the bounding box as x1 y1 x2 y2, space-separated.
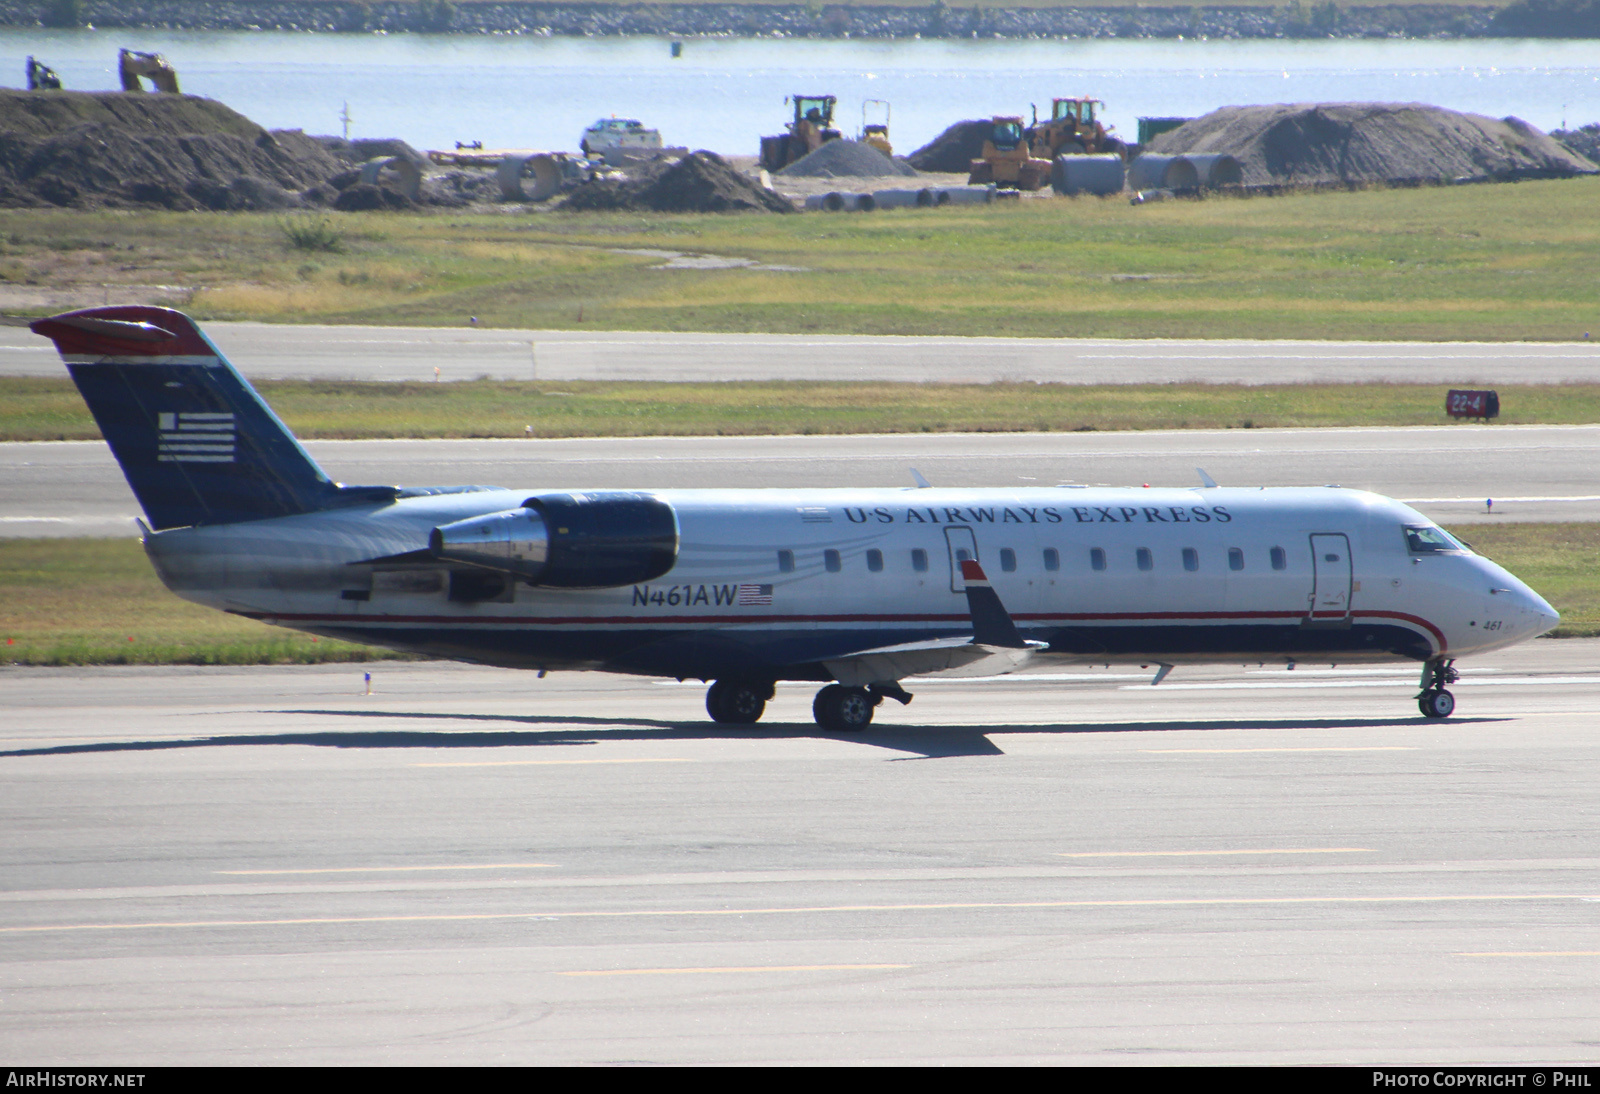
562 151 795 214
906 120 991 174
1146 103 1598 186
776 139 916 179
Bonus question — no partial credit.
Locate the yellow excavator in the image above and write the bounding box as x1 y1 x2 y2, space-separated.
759 94 842 172
26 56 62 90
118 49 180 93
967 116 1051 190
1028 98 1123 158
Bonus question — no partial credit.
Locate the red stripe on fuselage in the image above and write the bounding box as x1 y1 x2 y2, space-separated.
240 608 1446 654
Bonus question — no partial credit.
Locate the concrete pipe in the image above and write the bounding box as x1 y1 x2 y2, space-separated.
854 193 877 212
1128 154 1199 192
869 189 920 209
938 185 995 205
496 153 565 201
803 192 850 212
358 155 422 200
1050 154 1126 196
1178 153 1244 189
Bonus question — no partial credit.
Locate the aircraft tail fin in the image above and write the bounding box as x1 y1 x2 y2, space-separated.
30 305 357 530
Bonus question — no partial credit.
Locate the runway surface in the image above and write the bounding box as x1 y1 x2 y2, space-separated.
4 322 1600 384
6 424 1600 537
2 640 1598 1064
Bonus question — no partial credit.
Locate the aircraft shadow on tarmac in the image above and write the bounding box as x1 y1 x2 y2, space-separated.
2 710 1509 761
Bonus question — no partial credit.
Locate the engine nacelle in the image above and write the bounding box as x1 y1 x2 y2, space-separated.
429 492 678 589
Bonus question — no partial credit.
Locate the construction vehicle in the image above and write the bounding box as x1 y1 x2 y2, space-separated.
1029 98 1124 158
967 116 1051 190
118 49 179 93
859 99 892 157
26 56 62 90
759 94 841 172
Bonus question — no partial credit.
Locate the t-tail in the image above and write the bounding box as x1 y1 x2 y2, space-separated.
31 306 395 530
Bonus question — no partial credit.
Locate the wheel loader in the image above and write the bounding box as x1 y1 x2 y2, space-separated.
759 95 842 172
1028 98 1124 158
967 117 1051 190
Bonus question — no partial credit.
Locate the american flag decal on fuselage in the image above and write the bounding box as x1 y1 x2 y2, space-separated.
737 584 774 606
158 411 236 463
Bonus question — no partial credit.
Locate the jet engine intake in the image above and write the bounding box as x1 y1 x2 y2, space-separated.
429 492 677 588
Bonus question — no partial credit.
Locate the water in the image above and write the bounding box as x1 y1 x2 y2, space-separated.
4 27 1599 155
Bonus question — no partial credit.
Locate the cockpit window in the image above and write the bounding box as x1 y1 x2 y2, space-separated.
1404 524 1468 555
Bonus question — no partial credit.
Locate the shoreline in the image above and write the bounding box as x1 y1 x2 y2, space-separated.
4 2 1518 42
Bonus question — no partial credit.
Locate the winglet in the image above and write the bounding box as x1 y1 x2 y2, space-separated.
959 559 1028 649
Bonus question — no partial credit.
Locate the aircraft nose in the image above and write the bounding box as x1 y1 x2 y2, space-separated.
1509 585 1560 637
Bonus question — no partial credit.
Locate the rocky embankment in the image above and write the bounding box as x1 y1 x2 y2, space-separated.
4 0 1512 40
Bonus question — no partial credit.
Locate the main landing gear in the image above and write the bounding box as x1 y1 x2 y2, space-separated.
705 678 773 724
1417 658 1459 719
704 680 911 731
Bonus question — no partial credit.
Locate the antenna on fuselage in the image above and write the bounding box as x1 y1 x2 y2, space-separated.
909 467 932 488
1196 468 1218 488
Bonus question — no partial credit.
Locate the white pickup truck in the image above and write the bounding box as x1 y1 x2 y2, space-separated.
579 118 663 158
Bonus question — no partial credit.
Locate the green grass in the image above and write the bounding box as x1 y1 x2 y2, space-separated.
1 525 1593 666
8 377 1600 441
5 176 1600 341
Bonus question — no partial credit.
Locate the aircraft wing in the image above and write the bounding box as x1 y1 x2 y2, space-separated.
822 560 1047 686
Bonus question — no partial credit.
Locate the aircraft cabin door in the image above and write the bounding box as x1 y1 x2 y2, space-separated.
944 526 979 593
1307 533 1353 623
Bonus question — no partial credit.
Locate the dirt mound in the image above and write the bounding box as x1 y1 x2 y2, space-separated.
562 151 795 214
0 90 347 210
906 120 991 174
777 139 916 178
1553 124 1600 164
1146 103 1598 186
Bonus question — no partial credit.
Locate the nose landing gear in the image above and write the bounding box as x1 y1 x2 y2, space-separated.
1417 658 1459 719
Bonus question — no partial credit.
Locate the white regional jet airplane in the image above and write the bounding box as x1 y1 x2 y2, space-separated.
34 306 1561 729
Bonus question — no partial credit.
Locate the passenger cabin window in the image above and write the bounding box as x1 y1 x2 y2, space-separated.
824 549 841 573
866 548 883 572
1228 548 1244 571
1090 548 1106 572
999 548 1017 573
1042 548 1060 572
1270 546 1287 571
1405 525 1467 555
911 548 928 573
778 549 795 573
1136 547 1153 572
1182 547 1199 572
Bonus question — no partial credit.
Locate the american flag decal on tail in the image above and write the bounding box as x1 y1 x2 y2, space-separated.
737 584 773 606
157 411 236 463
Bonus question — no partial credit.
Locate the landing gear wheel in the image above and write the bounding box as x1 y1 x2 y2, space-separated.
812 684 876 732
1418 689 1455 719
706 679 769 725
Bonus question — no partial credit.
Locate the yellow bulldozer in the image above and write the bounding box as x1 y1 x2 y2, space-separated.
859 99 892 158
1028 98 1124 158
759 94 842 172
967 116 1051 190
118 49 180 93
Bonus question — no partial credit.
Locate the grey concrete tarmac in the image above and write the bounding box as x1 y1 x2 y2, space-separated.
2 639 1598 1064
4 321 1600 383
6 424 1600 537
